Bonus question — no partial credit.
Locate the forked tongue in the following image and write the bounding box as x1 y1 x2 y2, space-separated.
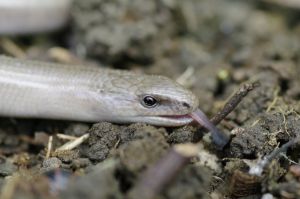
189 109 229 149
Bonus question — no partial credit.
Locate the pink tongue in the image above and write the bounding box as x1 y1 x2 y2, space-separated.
189 109 229 149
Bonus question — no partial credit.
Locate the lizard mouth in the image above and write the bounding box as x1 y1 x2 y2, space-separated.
141 114 194 126
117 114 193 127
160 114 191 119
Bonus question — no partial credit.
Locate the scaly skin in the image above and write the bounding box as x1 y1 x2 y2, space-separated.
0 0 71 34
0 56 199 126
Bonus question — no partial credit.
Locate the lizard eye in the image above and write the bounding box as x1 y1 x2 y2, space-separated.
142 95 158 108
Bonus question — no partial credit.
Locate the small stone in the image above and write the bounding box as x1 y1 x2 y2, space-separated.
42 157 62 171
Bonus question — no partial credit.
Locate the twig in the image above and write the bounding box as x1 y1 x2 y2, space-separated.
47 47 83 64
0 38 26 58
46 136 53 159
249 136 300 176
176 66 195 87
56 133 77 141
128 143 199 199
266 86 279 113
55 133 89 152
211 82 260 125
280 153 299 165
194 82 259 142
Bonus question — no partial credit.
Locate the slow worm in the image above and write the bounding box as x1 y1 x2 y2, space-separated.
0 56 228 147
0 0 229 147
0 0 71 34
0 56 199 126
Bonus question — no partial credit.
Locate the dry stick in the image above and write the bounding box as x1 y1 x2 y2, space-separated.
46 136 53 159
249 136 300 176
193 82 259 142
128 82 259 199
55 133 90 152
210 82 260 125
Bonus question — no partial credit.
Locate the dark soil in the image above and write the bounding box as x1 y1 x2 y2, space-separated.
0 0 300 198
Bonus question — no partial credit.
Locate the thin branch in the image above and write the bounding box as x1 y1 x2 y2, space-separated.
249 136 300 176
194 82 259 142
46 136 53 159
55 133 89 152
211 82 260 125
56 133 77 141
